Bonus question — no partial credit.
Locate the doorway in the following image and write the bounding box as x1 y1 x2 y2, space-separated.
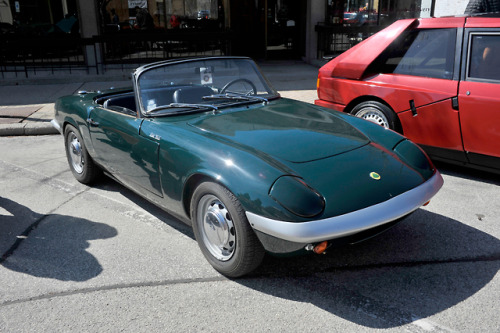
229 0 304 59
264 0 305 59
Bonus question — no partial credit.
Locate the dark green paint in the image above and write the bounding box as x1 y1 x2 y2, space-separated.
269 176 325 217
89 107 162 197
190 99 370 163
55 91 435 225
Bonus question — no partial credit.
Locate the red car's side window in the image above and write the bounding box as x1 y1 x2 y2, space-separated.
369 28 456 80
468 33 500 82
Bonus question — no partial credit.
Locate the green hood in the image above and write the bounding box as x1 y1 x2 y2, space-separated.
189 99 370 163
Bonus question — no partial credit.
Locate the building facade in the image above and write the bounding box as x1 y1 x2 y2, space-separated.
0 0 471 76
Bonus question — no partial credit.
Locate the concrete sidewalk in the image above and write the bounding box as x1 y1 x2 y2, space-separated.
0 60 321 137
0 104 59 136
0 78 134 137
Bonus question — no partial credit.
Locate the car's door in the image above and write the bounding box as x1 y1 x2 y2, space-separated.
87 106 163 197
370 22 465 159
459 27 500 169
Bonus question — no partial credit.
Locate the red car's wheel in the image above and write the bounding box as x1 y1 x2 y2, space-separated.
351 101 401 133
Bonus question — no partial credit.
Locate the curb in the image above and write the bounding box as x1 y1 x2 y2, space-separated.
0 123 60 137
0 103 60 137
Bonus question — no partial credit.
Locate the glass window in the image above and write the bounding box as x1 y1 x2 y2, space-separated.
371 28 456 80
468 34 500 82
326 0 426 27
0 0 79 36
136 58 278 114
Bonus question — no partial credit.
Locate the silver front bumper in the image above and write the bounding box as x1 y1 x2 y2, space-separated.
246 171 443 244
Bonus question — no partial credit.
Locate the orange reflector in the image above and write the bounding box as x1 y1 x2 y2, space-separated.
423 200 430 206
313 241 328 254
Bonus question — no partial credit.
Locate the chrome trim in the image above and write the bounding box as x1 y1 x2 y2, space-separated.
51 119 62 134
246 171 443 243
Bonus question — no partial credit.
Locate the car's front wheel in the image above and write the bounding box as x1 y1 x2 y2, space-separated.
351 101 400 132
64 124 100 184
191 182 265 277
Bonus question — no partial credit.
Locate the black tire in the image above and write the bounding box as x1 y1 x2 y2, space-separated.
350 101 401 133
64 124 100 184
190 182 265 277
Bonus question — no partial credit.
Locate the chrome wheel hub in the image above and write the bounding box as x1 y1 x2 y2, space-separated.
355 107 389 129
68 133 84 174
198 195 236 261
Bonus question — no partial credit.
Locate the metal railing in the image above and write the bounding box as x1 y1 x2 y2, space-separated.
0 30 232 78
0 35 95 78
97 30 231 71
315 23 386 59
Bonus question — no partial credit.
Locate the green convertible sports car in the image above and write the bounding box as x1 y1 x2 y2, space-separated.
52 56 443 277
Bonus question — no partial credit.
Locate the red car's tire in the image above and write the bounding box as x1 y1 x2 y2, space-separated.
351 101 401 133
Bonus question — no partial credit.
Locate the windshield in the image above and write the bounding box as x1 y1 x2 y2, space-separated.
134 57 279 115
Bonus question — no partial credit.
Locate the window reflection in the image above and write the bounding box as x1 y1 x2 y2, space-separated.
468 34 500 82
326 0 432 27
319 0 434 59
369 28 456 80
101 0 224 32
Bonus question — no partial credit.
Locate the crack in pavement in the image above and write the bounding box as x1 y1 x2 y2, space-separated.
0 146 495 333
2 254 498 308
0 276 226 307
317 254 500 272
0 272 460 333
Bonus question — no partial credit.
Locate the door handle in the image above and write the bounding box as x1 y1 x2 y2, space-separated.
86 118 99 127
409 100 417 117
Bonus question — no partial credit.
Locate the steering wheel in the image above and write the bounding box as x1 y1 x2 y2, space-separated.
220 78 258 95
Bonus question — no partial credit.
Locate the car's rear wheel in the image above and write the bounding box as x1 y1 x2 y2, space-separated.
191 182 265 277
64 124 100 184
351 101 400 132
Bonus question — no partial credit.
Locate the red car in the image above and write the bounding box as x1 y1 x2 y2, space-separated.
316 16 500 174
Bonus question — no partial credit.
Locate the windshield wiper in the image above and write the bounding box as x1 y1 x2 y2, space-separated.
146 103 218 115
203 93 268 104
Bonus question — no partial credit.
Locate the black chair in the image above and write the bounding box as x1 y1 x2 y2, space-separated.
173 86 214 104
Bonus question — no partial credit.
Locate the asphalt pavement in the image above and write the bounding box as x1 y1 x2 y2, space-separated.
1 60 500 331
0 60 321 137
1 134 499 332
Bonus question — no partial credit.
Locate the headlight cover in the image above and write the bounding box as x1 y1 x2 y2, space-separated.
269 176 325 218
393 139 435 179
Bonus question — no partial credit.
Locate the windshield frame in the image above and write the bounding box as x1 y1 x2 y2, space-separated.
132 56 280 117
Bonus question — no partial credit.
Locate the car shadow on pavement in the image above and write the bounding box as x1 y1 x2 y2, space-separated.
0 196 118 282
242 208 500 328
96 175 500 329
88 172 500 330
92 176 195 239
434 161 500 185
30 169 497 328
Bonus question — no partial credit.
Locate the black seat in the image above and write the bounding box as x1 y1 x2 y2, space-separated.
104 95 137 113
173 86 214 104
